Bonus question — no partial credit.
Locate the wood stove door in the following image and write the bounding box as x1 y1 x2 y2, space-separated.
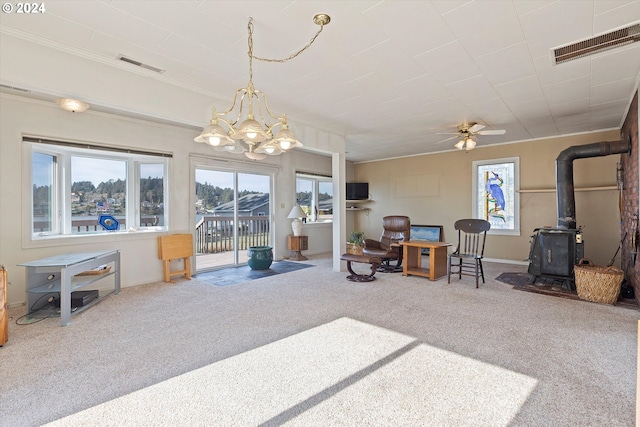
539 232 574 277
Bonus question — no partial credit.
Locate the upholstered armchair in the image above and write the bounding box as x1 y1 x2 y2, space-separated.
363 215 411 272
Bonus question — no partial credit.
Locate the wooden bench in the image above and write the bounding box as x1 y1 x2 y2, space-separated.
340 253 382 282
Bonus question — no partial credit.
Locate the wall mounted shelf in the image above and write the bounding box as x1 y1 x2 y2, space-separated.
346 199 372 211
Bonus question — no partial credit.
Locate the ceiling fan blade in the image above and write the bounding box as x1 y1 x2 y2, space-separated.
477 129 506 135
434 135 459 144
435 132 460 135
468 123 485 133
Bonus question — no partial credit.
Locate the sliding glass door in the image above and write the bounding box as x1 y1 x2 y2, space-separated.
194 167 271 271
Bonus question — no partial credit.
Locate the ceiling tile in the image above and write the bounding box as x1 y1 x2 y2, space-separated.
156 34 244 84
542 76 591 105
440 1 525 58
474 43 537 85
0 11 94 49
48 1 171 51
519 1 594 58
445 75 500 105
591 77 638 105
351 40 428 84
591 44 640 85
594 1 640 33
508 98 552 119
110 0 241 54
513 1 556 16
495 75 546 104
533 54 591 86
548 97 591 118
413 41 482 86
363 1 456 57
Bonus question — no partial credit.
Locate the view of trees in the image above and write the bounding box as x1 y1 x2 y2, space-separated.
33 177 165 218
67 178 126 216
140 177 164 215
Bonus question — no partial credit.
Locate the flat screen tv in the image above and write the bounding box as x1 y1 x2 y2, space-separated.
346 182 369 200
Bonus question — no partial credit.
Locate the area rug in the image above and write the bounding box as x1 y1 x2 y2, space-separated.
494 272 535 287
195 260 313 287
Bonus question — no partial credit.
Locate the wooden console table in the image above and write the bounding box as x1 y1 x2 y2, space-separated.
400 241 451 281
19 250 121 326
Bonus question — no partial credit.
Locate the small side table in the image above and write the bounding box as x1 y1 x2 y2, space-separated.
287 235 308 261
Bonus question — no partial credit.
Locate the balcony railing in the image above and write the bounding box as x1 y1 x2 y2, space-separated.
195 215 270 254
33 216 159 233
33 215 270 255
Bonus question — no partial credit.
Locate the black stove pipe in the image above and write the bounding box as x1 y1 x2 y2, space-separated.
556 140 629 229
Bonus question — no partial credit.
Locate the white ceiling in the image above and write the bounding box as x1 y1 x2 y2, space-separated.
1 0 639 162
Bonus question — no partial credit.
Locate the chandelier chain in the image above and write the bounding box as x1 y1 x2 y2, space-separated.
247 17 326 65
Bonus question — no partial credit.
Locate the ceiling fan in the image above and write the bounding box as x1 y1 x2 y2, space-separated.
436 122 506 150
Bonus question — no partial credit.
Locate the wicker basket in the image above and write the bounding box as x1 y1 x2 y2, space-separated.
574 261 624 304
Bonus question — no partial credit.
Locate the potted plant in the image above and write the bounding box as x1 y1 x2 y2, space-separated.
347 231 365 255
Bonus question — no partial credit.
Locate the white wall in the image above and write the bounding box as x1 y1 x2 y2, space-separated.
0 94 344 306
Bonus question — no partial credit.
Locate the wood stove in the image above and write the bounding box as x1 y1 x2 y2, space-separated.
527 140 629 288
527 228 584 289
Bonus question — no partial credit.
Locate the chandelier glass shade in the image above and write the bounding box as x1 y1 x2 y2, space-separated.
194 14 330 160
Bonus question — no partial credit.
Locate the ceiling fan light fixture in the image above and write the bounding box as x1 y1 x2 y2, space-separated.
440 122 505 151
455 136 476 150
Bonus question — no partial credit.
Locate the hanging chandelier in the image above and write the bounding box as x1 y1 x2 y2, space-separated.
194 14 331 160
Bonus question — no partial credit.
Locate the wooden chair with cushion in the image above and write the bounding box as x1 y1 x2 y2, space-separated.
448 219 491 288
363 215 411 272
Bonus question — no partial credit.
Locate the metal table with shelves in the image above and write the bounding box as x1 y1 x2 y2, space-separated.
19 250 120 326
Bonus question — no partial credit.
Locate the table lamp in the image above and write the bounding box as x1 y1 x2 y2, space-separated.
287 205 307 236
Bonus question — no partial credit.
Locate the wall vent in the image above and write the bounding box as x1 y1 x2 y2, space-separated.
553 22 640 65
0 84 31 93
116 54 165 74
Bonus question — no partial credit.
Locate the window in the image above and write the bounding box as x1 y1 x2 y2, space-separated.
296 172 332 222
472 157 520 236
26 137 170 239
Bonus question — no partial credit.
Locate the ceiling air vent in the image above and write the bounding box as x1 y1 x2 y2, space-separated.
0 84 31 93
116 54 165 74
553 22 640 65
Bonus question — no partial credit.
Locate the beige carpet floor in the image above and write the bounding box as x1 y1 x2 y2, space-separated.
1 254 637 426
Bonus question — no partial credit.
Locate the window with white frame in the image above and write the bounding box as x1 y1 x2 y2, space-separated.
26 137 170 239
295 172 333 222
472 157 520 236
